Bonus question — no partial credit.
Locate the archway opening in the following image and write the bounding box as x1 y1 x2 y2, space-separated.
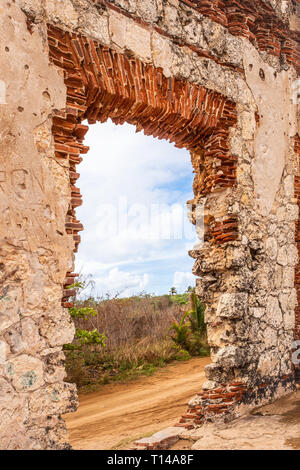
47 24 238 447
62 118 211 450
76 119 196 298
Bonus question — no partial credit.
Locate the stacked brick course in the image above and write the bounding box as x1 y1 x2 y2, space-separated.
94 0 300 73
178 381 247 428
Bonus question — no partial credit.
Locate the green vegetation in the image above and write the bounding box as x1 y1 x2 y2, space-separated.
64 280 107 351
169 293 190 305
169 292 209 356
64 280 209 392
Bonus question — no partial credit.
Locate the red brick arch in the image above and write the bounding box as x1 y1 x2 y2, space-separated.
46 24 239 307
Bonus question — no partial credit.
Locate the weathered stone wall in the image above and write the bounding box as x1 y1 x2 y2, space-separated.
0 0 299 449
0 3 78 449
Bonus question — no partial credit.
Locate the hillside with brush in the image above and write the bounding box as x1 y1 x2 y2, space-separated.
64 284 209 392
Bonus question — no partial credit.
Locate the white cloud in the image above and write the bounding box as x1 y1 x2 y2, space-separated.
93 268 149 298
173 271 195 291
75 119 196 295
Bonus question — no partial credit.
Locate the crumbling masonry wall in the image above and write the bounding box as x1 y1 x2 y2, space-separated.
0 0 299 449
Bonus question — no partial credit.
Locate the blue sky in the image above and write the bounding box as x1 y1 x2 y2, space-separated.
75 119 198 298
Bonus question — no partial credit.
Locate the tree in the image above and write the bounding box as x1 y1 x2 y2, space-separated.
169 287 177 296
186 286 194 293
64 276 107 351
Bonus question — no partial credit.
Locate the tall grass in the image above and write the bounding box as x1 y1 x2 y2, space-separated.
64 294 199 391
77 295 186 348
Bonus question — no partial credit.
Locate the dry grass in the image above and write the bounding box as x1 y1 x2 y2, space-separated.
65 294 194 391
77 294 186 348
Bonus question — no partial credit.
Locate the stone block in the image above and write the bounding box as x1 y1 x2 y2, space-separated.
216 293 248 319
4 355 44 392
134 427 182 449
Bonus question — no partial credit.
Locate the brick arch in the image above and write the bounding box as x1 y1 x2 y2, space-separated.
46 24 239 307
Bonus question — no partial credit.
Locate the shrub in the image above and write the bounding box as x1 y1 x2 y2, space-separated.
169 293 209 356
64 279 107 352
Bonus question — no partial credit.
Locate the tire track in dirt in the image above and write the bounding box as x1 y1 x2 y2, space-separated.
64 357 210 450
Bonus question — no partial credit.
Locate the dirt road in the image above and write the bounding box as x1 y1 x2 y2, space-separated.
64 357 210 450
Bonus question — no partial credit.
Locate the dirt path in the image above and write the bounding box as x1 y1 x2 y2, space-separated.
64 357 210 450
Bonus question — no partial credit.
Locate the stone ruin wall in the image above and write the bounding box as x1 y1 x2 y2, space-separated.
0 0 299 450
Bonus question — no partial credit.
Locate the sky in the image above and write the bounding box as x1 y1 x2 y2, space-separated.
75 119 199 298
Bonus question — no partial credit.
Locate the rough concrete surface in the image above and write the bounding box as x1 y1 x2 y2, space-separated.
191 390 300 450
